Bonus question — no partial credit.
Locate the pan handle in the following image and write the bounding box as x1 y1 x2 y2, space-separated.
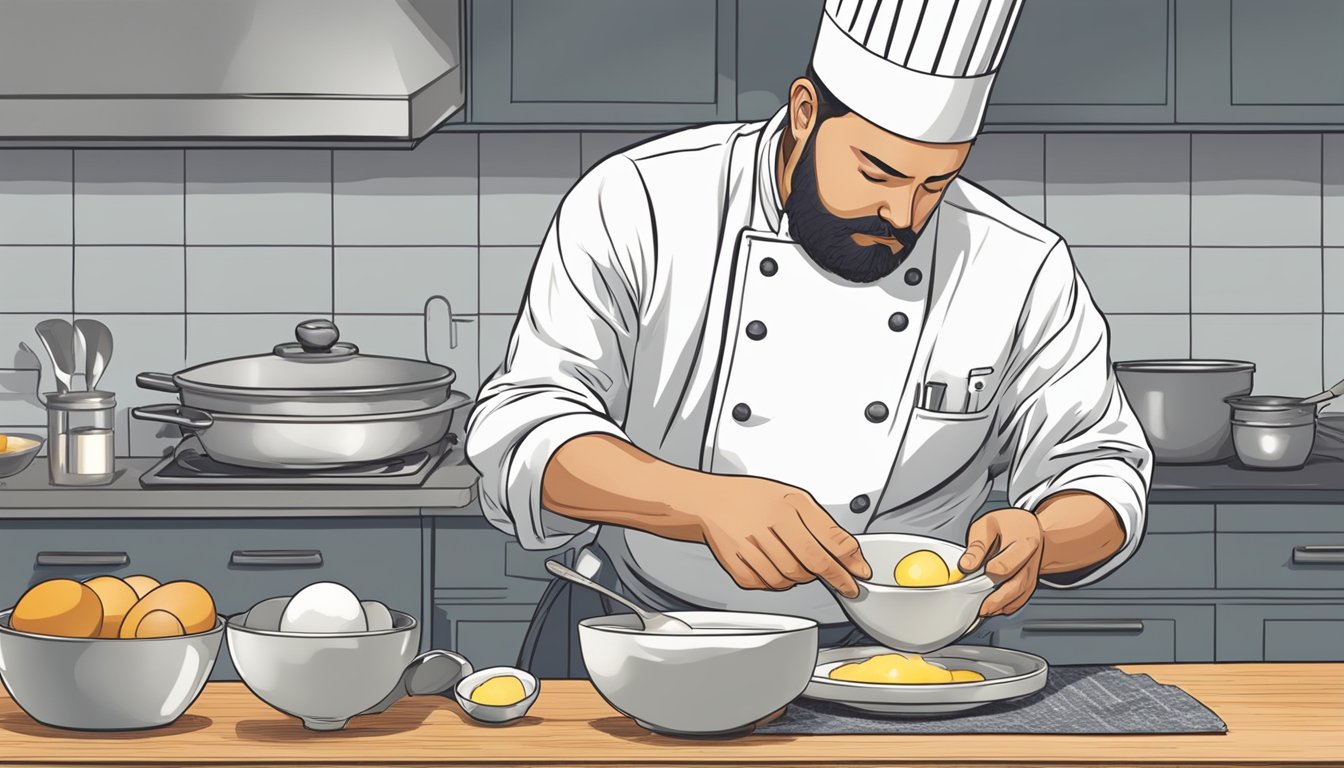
131 404 214 431
136 372 180 393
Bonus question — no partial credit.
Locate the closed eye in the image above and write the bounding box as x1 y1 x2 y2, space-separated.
861 170 886 183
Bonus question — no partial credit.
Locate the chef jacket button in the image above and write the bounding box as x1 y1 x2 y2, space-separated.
746 320 767 340
760 258 778 277
888 312 909 332
865 401 889 423
732 403 752 422
904 268 923 286
850 495 871 514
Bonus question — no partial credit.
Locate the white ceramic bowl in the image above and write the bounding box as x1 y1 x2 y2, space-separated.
225 608 419 730
578 610 818 737
0 610 223 730
453 666 539 724
0 433 43 478
832 533 995 654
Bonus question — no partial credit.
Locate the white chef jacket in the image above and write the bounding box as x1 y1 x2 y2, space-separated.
466 108 1153 625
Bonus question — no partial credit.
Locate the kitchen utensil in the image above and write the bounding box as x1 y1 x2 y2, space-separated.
73 319 113 391
225 607 420 731
424 295 457 363
46 390 116 486
801 645 1048 716
922 381 947 411
1113 360 1255 463
130 390 469 469
828 533 993 654
17 342 54 407
1298 375 1344 406
137 319 455 417
0 433 44 478
579 610 818 737
454 667 540 724
362 649 474 715
545 559 693 634
35 319 77 394
0 611 223 730
1225 395 1317 469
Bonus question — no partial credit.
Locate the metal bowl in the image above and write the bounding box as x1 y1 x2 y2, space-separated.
0 433 43 478
831 533 995 654
578 611 818 738
0 610 223 730
225 609 419 730
1115 359 1255 463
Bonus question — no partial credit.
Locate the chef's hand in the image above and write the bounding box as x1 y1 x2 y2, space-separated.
686 475 872 598
959 508 1044 617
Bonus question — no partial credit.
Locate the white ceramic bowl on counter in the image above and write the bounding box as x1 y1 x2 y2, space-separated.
578 610 818 738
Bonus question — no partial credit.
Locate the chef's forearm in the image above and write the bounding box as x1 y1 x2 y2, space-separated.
541 434 706 542
1032 491 1127 575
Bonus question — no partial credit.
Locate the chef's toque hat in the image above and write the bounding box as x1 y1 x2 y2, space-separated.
809 0 1025 144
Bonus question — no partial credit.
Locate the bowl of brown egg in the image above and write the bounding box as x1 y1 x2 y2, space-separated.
0 574 223 730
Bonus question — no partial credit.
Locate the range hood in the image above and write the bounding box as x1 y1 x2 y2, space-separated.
0 0 463 145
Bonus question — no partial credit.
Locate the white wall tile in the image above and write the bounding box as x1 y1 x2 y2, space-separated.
1191 248 1321 313
186 150 331 245
186 314 314 366
1192 314 1321 397
0 247 72 312
1326 249 1344 313
334 133 478 245
75 247 184 313
0 314 57 370
1322 135 1344 247
336 314 480 391
0 150 72 244
1071 247 1189 313
478 314 518 384
1326 315 1344 396
75 150 183 245
76 314 185 456
961 133 1045 222
187 247 331 314
479 247 538 314
1105 315 1190 362
334 247 476 314
1045 134 1189 246
480 134 580 246
1192 134 1321 247
0 368 44 428
581 132 658 174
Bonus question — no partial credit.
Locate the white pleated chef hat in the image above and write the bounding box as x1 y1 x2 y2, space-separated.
809 0 1026 144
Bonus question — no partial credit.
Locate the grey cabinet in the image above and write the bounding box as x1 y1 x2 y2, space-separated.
0 518 423 681
986 0 1176 124
993 603 1215 664
470 0 737 123
1177 0 1344 123
1217 603 1344 661
735 0 823 121
433 601 539 670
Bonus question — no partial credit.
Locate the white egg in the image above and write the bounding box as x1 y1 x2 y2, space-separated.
360 600 394 631
280 582 368 634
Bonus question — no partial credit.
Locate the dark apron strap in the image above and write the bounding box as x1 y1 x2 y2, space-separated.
516 546 629 679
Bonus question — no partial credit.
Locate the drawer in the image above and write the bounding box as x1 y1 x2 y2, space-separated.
0 519 423 680
992 603 1215 665
1217 603 1344 661
1216 532 1344 590
433 602 539 671
1218 505 1344 533
1066 532 1213 590
434 516 571 603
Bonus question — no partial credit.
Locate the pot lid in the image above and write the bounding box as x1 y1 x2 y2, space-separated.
1114 359 1256 374
176 319 454 394
45 390 116 410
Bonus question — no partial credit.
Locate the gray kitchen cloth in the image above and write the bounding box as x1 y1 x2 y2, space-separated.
755 666 1228 735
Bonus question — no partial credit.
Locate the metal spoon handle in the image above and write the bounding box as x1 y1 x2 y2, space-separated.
545 559 654 621
1302 376 1344 405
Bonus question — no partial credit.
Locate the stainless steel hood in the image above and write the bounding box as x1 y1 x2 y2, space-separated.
0 0 464 145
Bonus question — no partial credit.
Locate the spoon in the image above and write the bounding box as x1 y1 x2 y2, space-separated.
360 649 474 715
74 319 113 391
544 560 694 633
17 342 52 406
35 319 76 393
1299 375 1344 406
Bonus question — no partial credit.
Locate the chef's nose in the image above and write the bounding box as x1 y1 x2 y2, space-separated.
878 186 918 230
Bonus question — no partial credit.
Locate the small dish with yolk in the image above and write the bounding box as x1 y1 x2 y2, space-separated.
454 666 539 724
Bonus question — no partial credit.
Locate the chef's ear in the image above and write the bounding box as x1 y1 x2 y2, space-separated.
787 77 821 142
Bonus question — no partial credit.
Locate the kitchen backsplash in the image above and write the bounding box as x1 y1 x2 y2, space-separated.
1 130 1341 456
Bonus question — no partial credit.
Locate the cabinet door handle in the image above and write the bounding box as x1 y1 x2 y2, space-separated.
35 551 130 567
230 550 323 567
1292 545 1344 565
1022 620 1145 634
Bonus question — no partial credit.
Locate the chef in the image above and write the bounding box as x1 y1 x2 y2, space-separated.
467 0 1153 677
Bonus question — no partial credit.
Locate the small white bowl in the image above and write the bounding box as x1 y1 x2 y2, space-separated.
0 433 43 479
831 533 996 654
454 667 539 724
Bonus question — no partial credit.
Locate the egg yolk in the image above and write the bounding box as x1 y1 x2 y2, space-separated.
470 675 527 706
0 435 8 452
893 550 951 587
828 653 984 684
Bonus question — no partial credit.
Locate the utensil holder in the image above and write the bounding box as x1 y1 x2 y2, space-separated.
47 390 116 486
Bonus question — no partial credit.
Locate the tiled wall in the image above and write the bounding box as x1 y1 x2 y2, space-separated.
1 130 1339 456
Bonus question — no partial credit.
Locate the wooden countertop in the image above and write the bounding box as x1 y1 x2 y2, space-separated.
0 664 1338 767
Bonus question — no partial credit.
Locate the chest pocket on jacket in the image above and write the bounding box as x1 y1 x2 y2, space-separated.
885 407 995 507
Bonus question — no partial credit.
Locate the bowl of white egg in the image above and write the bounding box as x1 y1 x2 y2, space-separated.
225 582 420 731
830 533 996 654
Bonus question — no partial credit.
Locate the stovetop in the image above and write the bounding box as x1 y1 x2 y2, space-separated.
138 434 456 488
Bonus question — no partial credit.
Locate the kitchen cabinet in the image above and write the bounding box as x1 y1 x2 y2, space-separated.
993 603 1216 664
1177 0 1344 124
1217 603 1344 661
0 518 422 680
432 601 539 670
1053 505 1215 591
470 0 736 124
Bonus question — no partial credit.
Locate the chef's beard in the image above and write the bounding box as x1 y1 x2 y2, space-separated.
783 131 922 284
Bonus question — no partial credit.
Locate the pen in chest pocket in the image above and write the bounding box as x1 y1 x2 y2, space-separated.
966 367 995 412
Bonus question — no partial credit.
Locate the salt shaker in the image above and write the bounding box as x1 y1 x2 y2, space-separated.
47 390 116 486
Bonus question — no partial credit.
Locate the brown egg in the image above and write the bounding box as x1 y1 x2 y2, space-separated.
122 575 160 600
83 576 139 639
119 581 216 638
11 579 103 638
133 610 185 639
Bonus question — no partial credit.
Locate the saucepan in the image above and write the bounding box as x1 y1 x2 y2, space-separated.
1225 376 1344 470
1113 360 1255 463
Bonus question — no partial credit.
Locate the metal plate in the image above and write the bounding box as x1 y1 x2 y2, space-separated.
802 645 1048 716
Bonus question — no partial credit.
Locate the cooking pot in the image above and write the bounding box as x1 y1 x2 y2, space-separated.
1225 395 1318 470
137 319 455 417
1114 360 1255 464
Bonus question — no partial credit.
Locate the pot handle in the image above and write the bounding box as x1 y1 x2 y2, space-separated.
136 372 180 393
131 404 214 431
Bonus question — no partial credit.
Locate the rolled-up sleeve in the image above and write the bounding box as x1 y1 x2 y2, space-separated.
465 157 652 550
996 240 1154 589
